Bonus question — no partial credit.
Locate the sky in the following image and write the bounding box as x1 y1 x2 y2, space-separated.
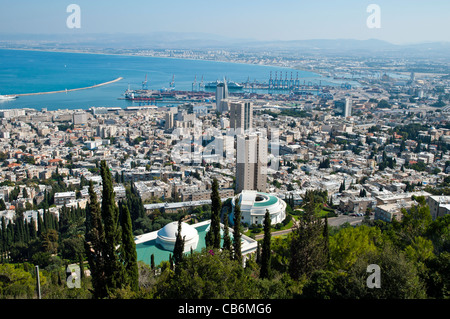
0 0 450 44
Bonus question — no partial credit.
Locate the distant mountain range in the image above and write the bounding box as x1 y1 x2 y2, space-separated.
1 32 450 58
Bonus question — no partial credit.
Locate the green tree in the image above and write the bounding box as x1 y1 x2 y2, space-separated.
222 211 232 252
260 209 272 279
289 191 327 280
154 249 257 299
344 243 427 299
84 180 107 299
173 217 185 267
119 202 139 292
426 215 450 254
0 264 39 298
423 251 450 298
329 225 382 271
207 178 222 249
233 199 242 265
404 236 435 267
100 160 124 293
396 204 432 248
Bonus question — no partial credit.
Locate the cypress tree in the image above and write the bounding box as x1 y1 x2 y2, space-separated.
1 217 6 251
100 160 124 293
37 211 44 237
232 198 242 265
173 217 185 267
339 180 346 193
14 211 24 243
119 202 139 292
6 222 14 252
323 215 330 264
205 228 213 248
151 254 155 270
169 254 174 270
84 180 108 299
222 211 232 252
260 209 272 279
23 220 30 244
256 241 261 264
79 253 85 282
43 208 49 232
209 178 222 249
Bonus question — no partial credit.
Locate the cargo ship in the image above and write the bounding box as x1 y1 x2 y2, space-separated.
124 89 159 100
204 80 243 89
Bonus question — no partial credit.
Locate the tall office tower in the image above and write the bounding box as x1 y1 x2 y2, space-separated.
216 81 228 111
344 98 352 117
236 133 267 193
229 101 253 134
165 112 174 130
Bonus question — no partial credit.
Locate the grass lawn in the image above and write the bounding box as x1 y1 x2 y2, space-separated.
244 214 295 237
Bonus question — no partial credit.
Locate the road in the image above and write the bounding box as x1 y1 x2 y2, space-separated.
328 215 367 227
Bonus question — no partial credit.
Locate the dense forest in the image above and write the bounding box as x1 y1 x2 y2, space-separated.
0 164 449 299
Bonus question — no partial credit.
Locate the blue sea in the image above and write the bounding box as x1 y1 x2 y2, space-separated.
0 49 345 110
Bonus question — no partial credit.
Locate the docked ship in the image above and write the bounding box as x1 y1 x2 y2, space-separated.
204 80 243 89
123 88 164 101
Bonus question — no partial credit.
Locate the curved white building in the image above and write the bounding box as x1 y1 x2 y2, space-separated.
231 190 286 226
156 221 199 253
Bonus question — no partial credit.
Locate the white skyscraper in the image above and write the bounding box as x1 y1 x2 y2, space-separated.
216 80 228 112
344 98 352 117
236 132 267 193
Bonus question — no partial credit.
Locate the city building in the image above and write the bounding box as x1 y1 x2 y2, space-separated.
344 98 352 117
54 191 76 206
155 221 199 252
135 220 257 266
216 81 228 112
236 132 267 193
165 112 174 130
374 202 410 222
229 101 253 133
181 188 234 202
427 196 450 220
73 112 87 125
231 190 286 226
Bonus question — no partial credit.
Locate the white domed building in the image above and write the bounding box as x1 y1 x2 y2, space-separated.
135 219 258 266
231 190 286 226
156 221 199 253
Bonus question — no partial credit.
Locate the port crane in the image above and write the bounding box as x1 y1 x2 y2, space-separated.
142 74 148 90
169 74 175 89
192 75 197 92
199 75 204 91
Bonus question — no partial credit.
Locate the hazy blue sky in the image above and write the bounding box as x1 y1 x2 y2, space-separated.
1 0 449 44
